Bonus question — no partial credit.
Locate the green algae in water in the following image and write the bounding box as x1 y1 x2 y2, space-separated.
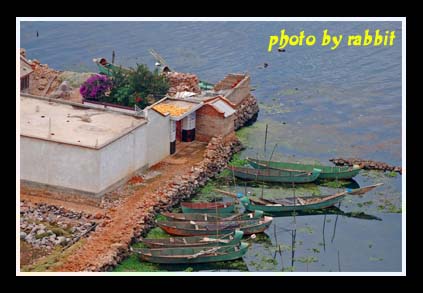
258 102 291 115
113 254 167 272
357 201 374 208
320 180 351 189
298 226 314 235
386 171 398 177
377 198 402 213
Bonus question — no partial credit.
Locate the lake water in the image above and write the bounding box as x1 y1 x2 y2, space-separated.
20 20 403 272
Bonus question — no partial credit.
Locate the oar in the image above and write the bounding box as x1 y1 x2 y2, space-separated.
347 183 384 195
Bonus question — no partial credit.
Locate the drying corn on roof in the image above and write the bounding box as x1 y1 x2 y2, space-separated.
153 104 190 116
152 99 201 119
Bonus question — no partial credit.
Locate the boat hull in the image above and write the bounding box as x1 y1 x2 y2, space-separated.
141 230 244 248
241 195 347 213
247 158 361 180
157 217 273 236
139 242 249 264
181 202 235 214
229 166 321 183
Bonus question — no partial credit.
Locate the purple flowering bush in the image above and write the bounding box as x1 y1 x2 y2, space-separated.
79 74 112 100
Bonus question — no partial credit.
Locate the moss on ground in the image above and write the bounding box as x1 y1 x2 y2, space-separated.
21 239 86 272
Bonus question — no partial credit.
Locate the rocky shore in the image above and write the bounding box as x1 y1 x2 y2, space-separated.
330 157 402 174
234 94 259 130
98 135 243 271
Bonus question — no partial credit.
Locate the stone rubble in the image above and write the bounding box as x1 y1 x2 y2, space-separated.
95 135 242 271
20 201 101 251
234 94 259 130
330 157 402 174
165 72 201 95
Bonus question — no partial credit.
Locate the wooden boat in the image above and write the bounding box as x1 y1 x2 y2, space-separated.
157 216 273 236
137 242 249 264
161 210 264 222
228 166 321 183
141 230 244 248
238 183 383 213
93 58 131 76
180 201 235 214
198 80 214 90
247 157 361 180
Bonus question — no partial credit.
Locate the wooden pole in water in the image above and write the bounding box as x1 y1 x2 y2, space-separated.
322 214 326 252
292 181 296 224
268 143 278 166
112 50 116 64
264 124 268 155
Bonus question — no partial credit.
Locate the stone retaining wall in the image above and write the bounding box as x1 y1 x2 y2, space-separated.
98 135 243 271
234 94 259 130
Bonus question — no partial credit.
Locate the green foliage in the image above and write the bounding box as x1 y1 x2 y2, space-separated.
106 64 169 109
146 227 170 239
228 153 249 167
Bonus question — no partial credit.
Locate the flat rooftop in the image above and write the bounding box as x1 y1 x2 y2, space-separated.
20 95 147 149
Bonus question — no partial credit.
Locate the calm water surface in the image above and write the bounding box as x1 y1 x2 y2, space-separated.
20 21 403 272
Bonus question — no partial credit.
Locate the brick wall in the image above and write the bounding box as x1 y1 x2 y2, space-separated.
196 105 235 142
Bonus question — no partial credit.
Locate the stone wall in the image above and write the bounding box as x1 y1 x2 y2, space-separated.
98 135 243 271
234 94 259 130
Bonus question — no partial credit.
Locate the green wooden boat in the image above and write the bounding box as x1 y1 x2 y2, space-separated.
238 183 383 213
247 157 361 180
228 166 321 183
141 230 244 248
161 210 263 222
157 216 273 236
198 80 214 90
137 242 249 264
180 201 235 214
93 58 131 76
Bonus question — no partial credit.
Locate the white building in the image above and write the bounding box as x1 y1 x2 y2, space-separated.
20 94 170 198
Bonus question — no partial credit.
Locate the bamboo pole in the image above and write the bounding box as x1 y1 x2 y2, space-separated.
264 124 268 155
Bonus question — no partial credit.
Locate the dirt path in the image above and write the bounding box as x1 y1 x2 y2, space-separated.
53 142 207 271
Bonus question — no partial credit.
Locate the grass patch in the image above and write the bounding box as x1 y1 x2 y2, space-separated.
145 227 170 239
21 239 86 272
113 254 166 272
35 232 52 240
